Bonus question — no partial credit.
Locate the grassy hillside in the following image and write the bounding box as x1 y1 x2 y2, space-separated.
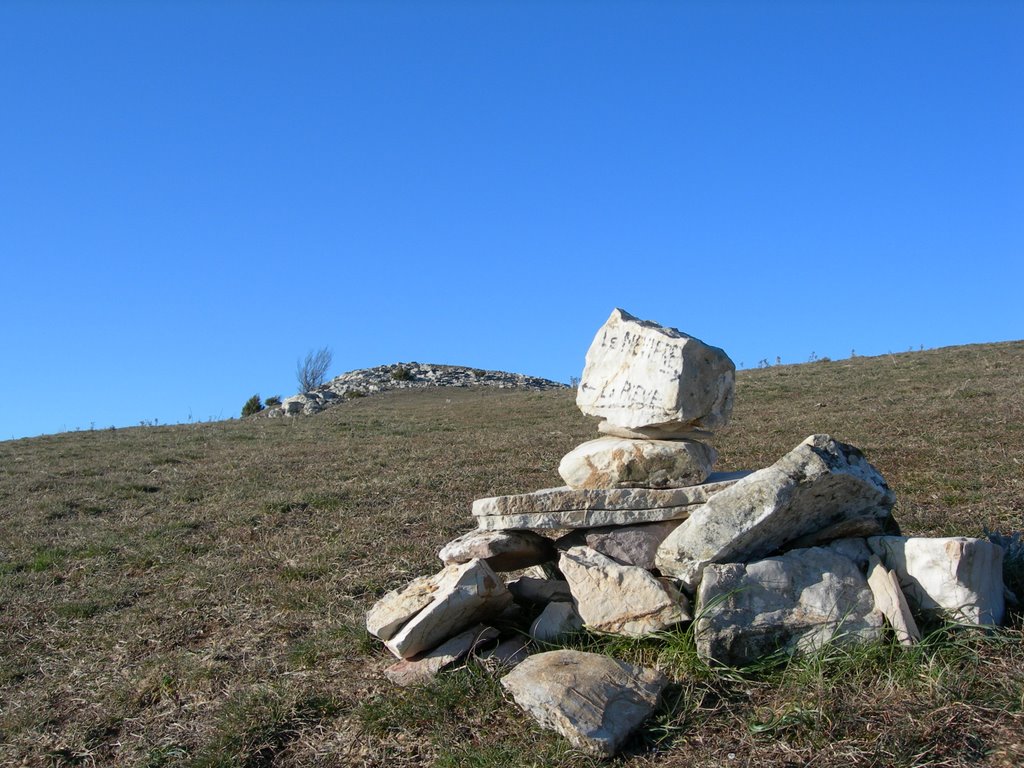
1 341 1022 767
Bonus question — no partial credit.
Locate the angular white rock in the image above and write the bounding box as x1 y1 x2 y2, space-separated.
375 559 512 659
501 649 668 757
558 436 716 489
476 504 698 531
867 536 1005 625
657 434 895 591
576 308 735 435
383 624 499 686
530 602 584 643
472 472 748 518
507 576 574 604
866 556 920 645
556 520 683 570
559 545 690 636
367 565 467 642
695 547 884 666
438 529 555 571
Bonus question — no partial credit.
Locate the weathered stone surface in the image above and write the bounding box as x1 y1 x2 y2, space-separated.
559 546 690 636
480 637 531 669
867 536 1005 625
438 529 556 572
501 649 668 757
383 624 499 686
507 576 573 604
866 556 920 645
476 504 698 531
556 520 683 570
558 437 717 490
530 602 584 643
379 559 513 659
367 566 464 642
785 515 887 550
597 422 713 441
576 308 735 435
657 434 896 590
695 547 884 666
472 472 748 518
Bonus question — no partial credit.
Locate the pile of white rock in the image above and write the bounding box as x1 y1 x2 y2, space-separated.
365 309 1007 758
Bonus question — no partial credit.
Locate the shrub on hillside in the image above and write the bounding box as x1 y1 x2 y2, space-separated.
391 366 413 381
265 395 282 407
297 347 333 393
242 394 264 417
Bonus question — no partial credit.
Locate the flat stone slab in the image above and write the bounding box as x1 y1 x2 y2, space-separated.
476 504 699 531
559 545 690 636
530 602 584 643
657 434 895 591
868 536 1005 625
438 529 555 571
866 556 920 645
472 472 748 517
695 546 884 666
558 436 716 489
501 649 668 757
383 624 499 686
576 308 735 435
368 559 512 659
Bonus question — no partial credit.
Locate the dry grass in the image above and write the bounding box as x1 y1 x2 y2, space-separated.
1 341 1022 767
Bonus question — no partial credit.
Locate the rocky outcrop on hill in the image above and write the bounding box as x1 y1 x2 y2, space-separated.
265 362 568 417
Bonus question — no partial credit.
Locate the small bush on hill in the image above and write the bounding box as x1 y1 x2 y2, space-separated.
265 396 282 407
241 395 263 417
391 366 413 381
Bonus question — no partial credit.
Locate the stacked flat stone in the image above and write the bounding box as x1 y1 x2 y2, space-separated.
364 308 1009 757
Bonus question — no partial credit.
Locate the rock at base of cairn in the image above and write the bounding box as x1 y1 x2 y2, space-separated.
558 436 717 490
657 434 896 591
530 602 584 643
868 536 1005 625
559 545 690 637
866 556 921 645
556 520 683 570
501 649 668 757
695 547 884 667
438 529 555 571
576 308 735 435
366 559 512 659
384 624 499 686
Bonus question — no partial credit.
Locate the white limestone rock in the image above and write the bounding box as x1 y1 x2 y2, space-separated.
867 536 1005 625
656 434 896 591
556 520 683 570
472 472 748 517
866 556 921 645
383 624 499 686
438 529 555 572
530 602 584 643
476 504 699 531
558 436 716 490
575 308 735 435
695 547 884 666
369 559 512 660
501 649 668 757
559 545 690 637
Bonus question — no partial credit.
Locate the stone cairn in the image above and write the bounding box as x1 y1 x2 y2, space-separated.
366 308 1007 758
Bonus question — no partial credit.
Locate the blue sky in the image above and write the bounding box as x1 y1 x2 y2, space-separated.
1 1 1021 440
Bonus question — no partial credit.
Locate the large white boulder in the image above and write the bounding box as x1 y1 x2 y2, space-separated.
575 309 735 436
656 434 895 591
501 650 668 757
867 536 1005 625
559 545 690 637
695 547 884 666
558 436 716 489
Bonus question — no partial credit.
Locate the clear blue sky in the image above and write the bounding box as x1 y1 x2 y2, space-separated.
1 1 1021 440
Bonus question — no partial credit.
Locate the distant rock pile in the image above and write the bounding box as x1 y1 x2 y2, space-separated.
365 309 1008 757
263 362 568 417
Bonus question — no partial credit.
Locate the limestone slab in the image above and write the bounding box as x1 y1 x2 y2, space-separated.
575 308 735 434
866 556 920 645
558 436 716 490
383 624 499 686
476 504 698 531
556 520 683 570
381 559 512 659
695 547 884 667
867 536 1005 625
367 563 469 642
507 576 573 604
656 434 895 591
501 649 668 757
559 545 690 636
438 529 555 571
530 602 584 643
